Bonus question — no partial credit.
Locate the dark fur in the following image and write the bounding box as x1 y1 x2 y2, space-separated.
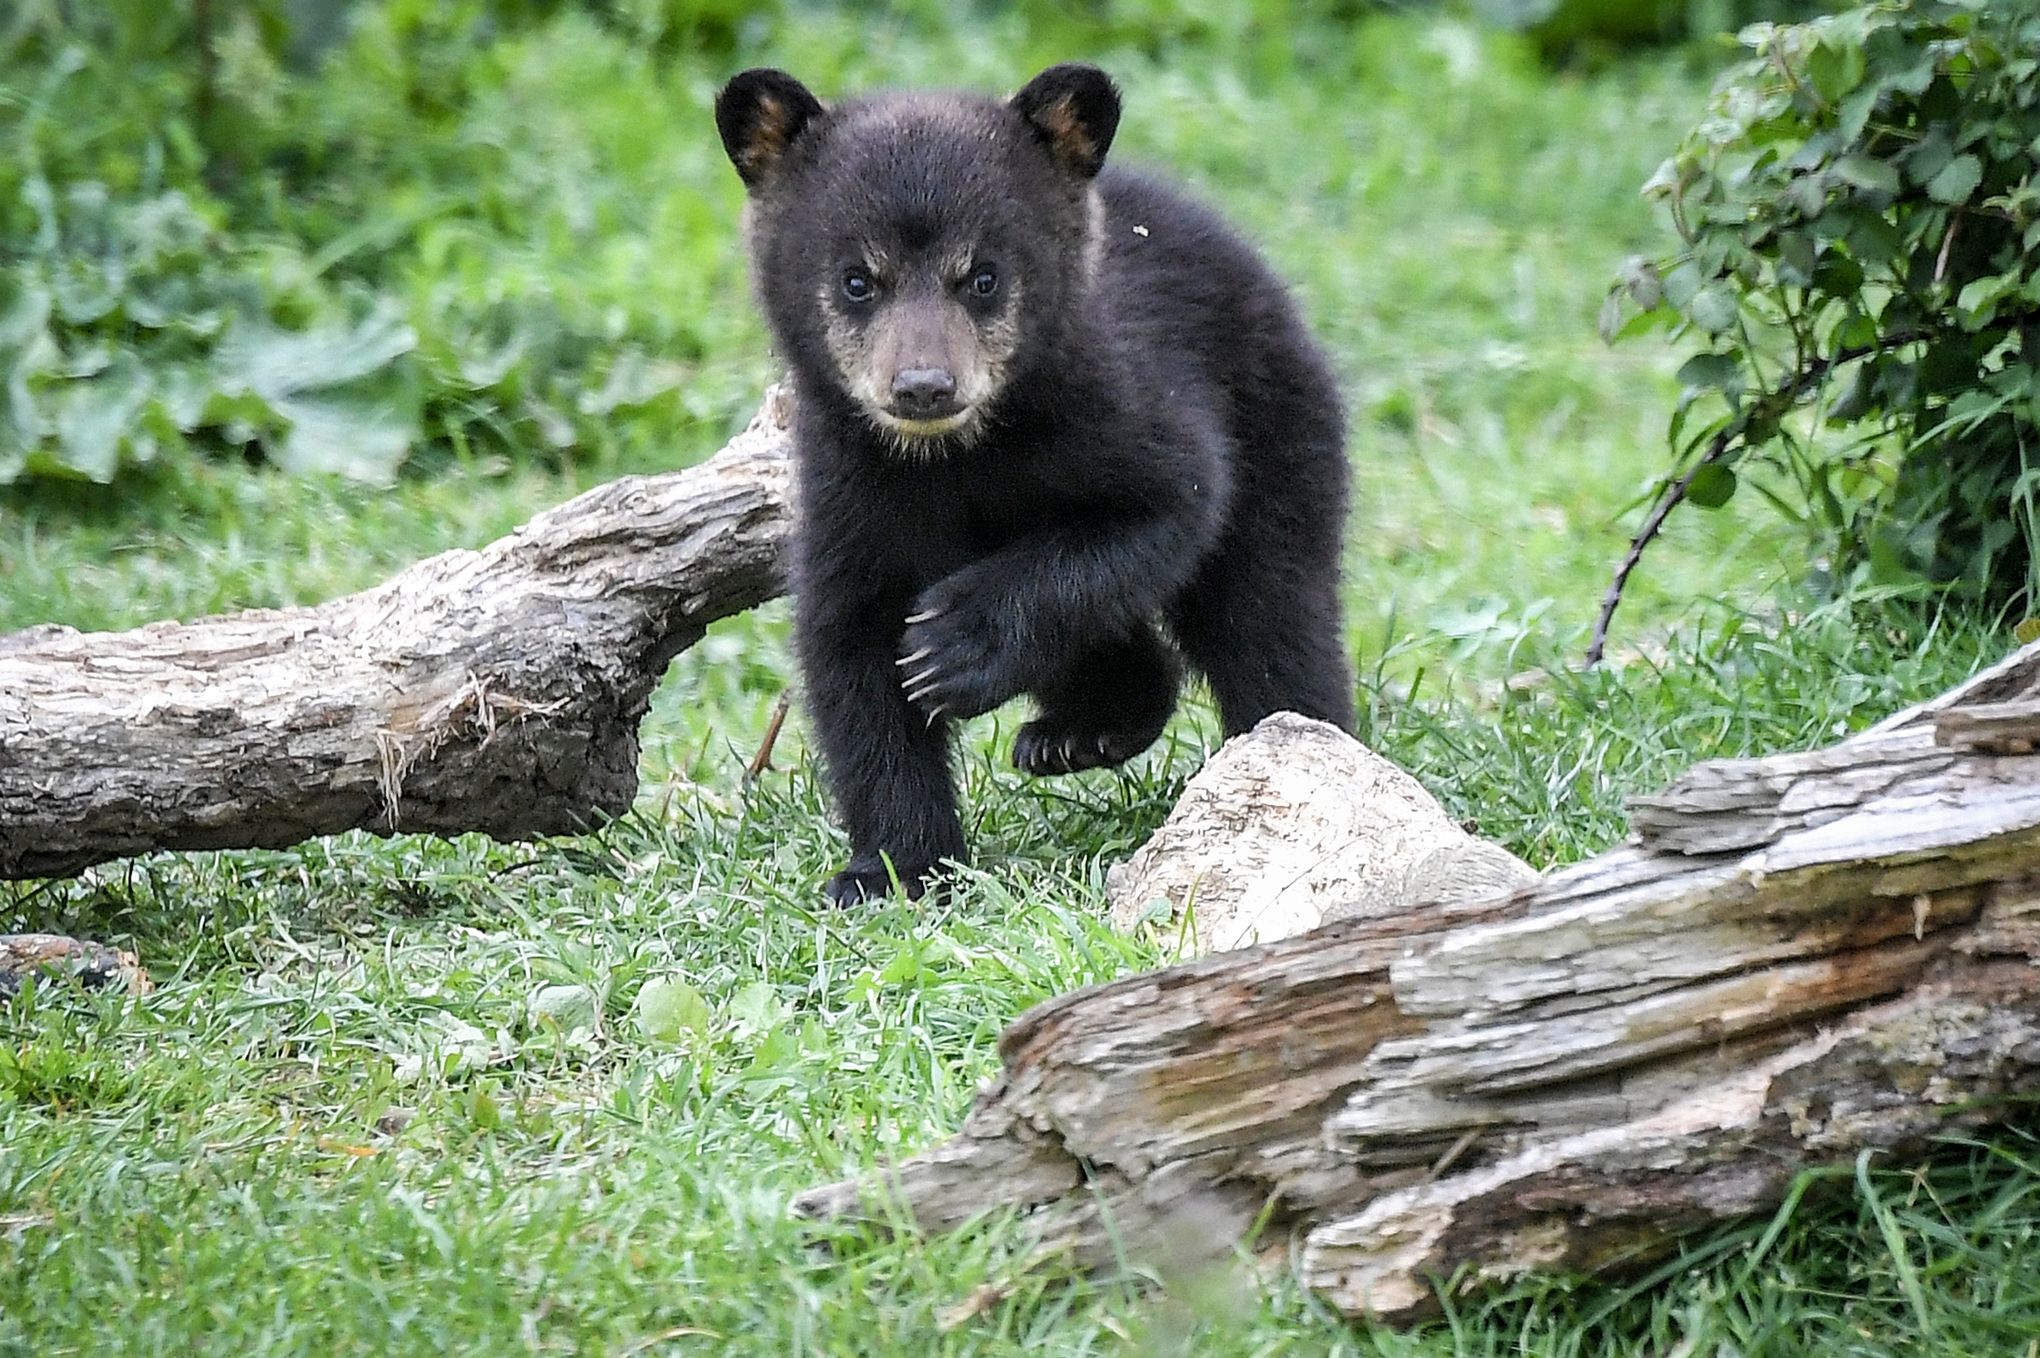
717 65 1354 905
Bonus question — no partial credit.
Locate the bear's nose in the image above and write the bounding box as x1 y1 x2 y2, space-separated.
890 368 959 418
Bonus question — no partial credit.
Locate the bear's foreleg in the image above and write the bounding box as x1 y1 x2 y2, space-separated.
799 605 967 905
897 477 1222 724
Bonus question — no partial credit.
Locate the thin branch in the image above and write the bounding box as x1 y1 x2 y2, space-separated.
1586 335 1910 667
744 689 794 785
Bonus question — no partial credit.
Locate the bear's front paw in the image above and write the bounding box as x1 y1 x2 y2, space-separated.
822 856 944 907
896 584 1025 721
1012 716 1157 776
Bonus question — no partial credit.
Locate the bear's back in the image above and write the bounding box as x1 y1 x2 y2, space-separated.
1092 167 1336 450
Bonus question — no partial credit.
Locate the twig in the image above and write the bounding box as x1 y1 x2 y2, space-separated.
1934 212 1961 286
744 689 794 784
1586 336 1909 667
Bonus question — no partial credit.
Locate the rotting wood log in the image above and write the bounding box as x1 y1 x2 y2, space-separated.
0 389 793 881
796 640 2040 1324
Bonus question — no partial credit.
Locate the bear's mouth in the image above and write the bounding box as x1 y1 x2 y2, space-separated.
877 408 975 440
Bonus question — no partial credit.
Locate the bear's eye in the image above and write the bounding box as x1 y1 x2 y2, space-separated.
967 265 999 299
841 268 876 303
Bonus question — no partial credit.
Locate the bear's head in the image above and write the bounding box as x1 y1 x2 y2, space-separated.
716 65 1120 451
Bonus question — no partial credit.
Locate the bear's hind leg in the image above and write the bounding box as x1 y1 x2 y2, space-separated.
1012 626 1181 776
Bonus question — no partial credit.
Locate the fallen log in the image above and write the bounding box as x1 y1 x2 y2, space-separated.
796 640 2040 1323
0 390 792 881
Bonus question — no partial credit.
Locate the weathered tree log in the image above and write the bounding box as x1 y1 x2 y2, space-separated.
0 390 792 880
796 640 2040 1323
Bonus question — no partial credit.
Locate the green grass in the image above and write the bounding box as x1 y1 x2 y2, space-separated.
3 6 2036 1355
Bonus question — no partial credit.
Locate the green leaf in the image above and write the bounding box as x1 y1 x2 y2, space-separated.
1616 255 1662 310
1689 284 1740 335
527 984 598 1034
1832 154 1900 196
1597 287 1625 345
269 390 419 483
52 354 152 483
1906 133 1953 188
1677 352 1744 398
725 981 789 1036
575 349 683 418
1812 253 1864 300
1775 231 1817 287
633 978 710 1043
215 303 416 404
1827 364 1876 423
1927 154 1983 204
1686 463 1738 510
876 945 923 986
1661 261 1704 310
1807 38 1867 104
1956 275 2014 326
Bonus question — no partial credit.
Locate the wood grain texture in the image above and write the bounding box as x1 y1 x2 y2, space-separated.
798 641 2040 1322
0 391 792 880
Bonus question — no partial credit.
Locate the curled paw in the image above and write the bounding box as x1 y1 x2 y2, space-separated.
1012 718 1154 776
895 591 1021 721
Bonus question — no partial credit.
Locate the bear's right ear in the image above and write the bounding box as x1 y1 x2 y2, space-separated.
1010 64 1121 180
716 69 826 191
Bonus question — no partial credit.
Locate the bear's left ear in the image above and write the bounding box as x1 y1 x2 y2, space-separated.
716 68 826 191
1010 64 1120 180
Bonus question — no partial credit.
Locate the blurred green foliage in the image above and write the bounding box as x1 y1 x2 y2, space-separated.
1476 0 1844 59
1 0 1841 489
0 0 770 486
1604 0 2040 617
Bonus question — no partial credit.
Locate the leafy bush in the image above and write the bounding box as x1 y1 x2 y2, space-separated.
1598 0 2040 654
1 173 424 483
0 0 754 488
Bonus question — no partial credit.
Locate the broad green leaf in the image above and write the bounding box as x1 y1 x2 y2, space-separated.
725 981 789 1036
270 392 417 483
1807 38 1866 104
215 303 416 403
1597 287 1624 345
576 349 683 417
1832 154 1900 196
1775 231 1817 287
1689 284 1740 335
1686 463 1738 510
52 354 152 483
876 945 923 986
1616 255 1662 309
1956 275 2013 325
1677 352 1744 397
633 978 710 1043
527 984 598 1034
1661 260 1704 310
1926 154 1982 204
1906 133 1953 188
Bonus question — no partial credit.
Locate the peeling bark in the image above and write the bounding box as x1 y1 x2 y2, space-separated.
0 391 792 881
797 642 2040 1322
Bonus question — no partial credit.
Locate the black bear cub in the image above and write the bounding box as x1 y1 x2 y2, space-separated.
716 63 1354 906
